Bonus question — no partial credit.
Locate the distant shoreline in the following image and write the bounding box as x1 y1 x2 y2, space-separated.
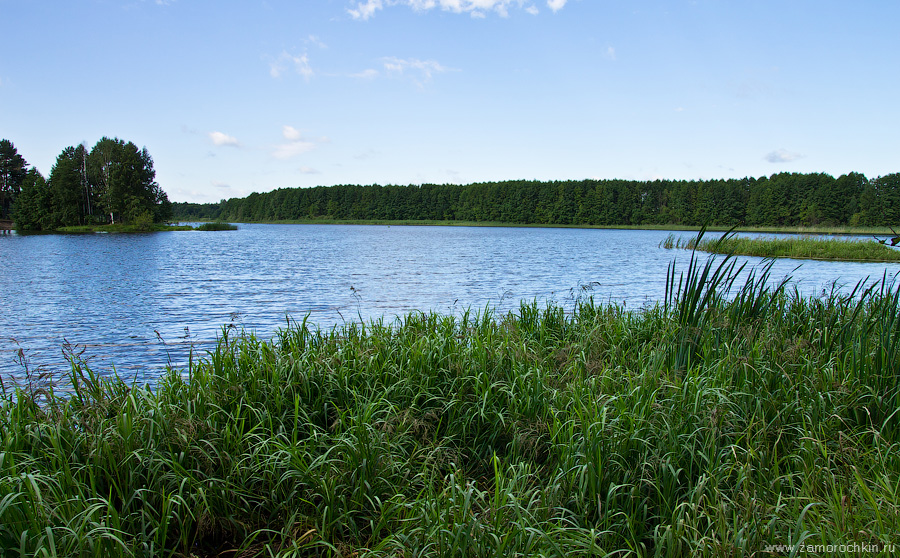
183 218 896 236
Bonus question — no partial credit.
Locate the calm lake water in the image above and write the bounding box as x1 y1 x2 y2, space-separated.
2 224 898 386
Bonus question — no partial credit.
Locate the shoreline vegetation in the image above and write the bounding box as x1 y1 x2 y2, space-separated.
3 138 174 233
172 172 900 231
190 217 898 236
662 232 900 262
40 221 238 234
3 247 898 557
16 217 897 237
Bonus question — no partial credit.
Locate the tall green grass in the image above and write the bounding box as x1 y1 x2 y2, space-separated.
195 222 238 231
2 247 899 556
661 232 900 262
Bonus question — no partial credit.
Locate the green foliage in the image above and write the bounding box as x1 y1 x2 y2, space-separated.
3 137 172 231
172 171 900 229
0 139 28 219
3 259 899 556
48 144 90 227
11 168 51 231
131 210 154 232
87 137 168 225
196 221 237 231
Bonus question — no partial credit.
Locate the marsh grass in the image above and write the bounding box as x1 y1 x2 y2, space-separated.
3 243 900 556
55 223 195 233
662 232 900 262
195 222 238 231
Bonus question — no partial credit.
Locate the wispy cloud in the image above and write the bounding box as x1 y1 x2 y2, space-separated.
381 56 455 85
347 1 562 20
350 68 380 79
348 0 383 20
208 131 240 147
273 126 328 160
269 51 313 80
354 149 380 160
298 166 320 174
273 141 316 160
765 148 804 163
306 35 327 49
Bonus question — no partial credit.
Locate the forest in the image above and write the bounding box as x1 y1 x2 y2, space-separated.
172 171 900 228
0 138 172 231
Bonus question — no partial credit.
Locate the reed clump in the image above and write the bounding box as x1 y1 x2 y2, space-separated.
196 221 238 231
2 248 899 557
662 232 900 262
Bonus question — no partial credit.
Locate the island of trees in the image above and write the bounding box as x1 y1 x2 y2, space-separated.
0 138 172 231
173 172 899 229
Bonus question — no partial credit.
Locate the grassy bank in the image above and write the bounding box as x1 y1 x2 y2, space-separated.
51 222 235 233
56 223 196 233
662 233 900 262
195 222 238 231
2 252 899 557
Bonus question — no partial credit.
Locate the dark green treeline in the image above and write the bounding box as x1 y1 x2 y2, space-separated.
1 137 172 231
174 171 900 228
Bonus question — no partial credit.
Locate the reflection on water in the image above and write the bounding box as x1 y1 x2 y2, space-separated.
1 225 898 385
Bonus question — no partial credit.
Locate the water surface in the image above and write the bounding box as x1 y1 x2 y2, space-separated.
2 225 897 385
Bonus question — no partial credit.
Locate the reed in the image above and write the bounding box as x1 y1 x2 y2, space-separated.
195 222 238 231
662 232 900 262
2 246 899 556
54 223 196 233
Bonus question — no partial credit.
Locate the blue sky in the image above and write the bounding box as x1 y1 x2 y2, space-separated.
1 0 897 203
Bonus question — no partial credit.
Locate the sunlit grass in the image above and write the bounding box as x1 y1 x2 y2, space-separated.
3 242 899 556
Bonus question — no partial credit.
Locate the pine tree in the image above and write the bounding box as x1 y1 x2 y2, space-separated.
0 139 28 219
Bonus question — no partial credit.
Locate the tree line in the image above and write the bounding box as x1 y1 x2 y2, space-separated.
0 138 172 231
173 171 899 228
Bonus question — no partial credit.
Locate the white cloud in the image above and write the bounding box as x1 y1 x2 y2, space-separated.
298 166 320 174
547 0 566 12
306 35 327 49
765 149 804 163
270 51 313 80
348 0 564 19
208 131 240 147
282 125 302 141
350 68 380 79
348 0 383 20
273 127 328 160
604 46 616 61
382 56 454 84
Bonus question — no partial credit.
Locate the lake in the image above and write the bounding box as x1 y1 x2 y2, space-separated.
2 224 898 386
